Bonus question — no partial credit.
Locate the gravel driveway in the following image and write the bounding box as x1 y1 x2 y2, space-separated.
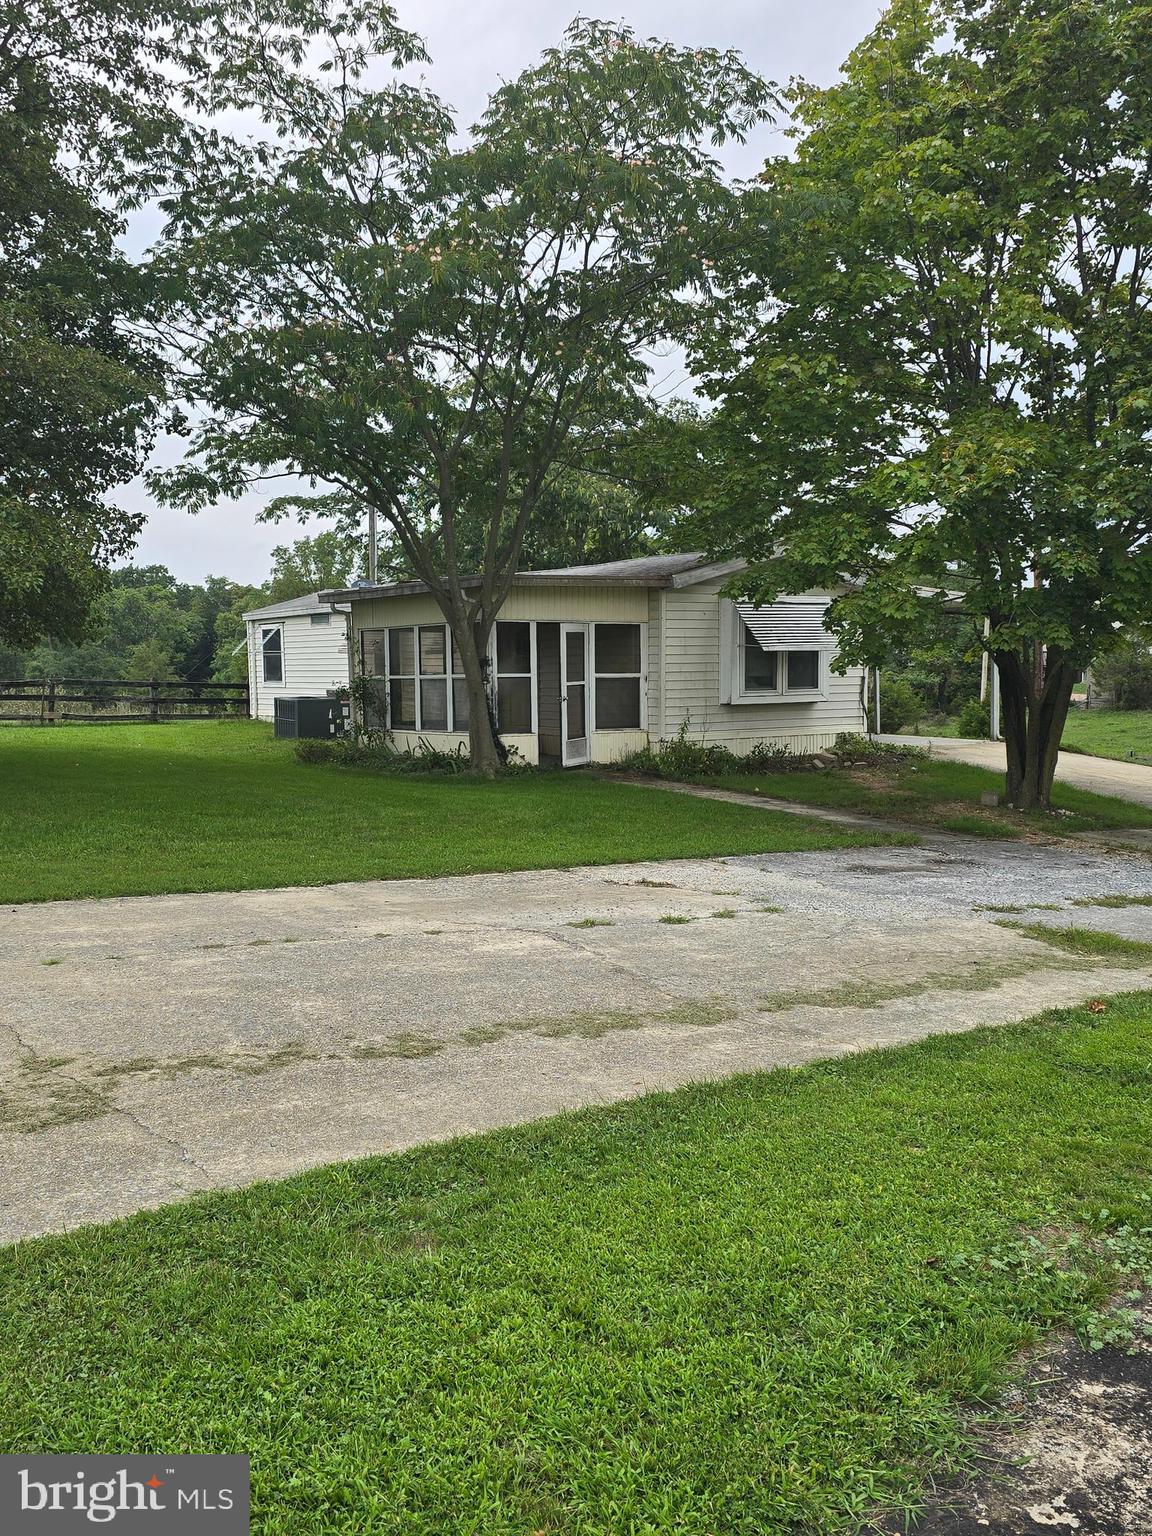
3 833 1151 1243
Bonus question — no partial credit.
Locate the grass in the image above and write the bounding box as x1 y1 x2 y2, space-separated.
0 722 908 903
4 993 1152 1534
699 754 1152 839
1061 709 1152 764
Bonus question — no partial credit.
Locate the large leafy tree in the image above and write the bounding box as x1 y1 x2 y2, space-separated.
0 0 373 649
683 0 1152 808
155 15 774 771
0 0 174 646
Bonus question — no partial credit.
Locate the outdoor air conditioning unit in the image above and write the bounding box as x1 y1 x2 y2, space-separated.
273 696 349 740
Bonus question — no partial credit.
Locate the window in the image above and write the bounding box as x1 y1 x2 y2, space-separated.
495 622 532 732
451 633 470 732
726 601 827 704
387 627 417 728
593 623 642 729
309 612 331 626
261 627 283 684
364 623 473 732
418 624 448 731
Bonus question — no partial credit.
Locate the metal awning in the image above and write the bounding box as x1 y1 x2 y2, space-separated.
737 600 830 650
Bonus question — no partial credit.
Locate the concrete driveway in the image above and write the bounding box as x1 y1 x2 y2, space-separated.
4 834 1152 1244
883 733 1152 810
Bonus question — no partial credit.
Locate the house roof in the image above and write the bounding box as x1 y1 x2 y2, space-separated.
242 591 351 621
318 553 748 604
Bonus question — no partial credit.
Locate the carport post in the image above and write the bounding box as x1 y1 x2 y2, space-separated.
989 661 1001 741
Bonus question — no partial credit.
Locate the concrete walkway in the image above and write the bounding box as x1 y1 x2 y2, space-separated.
4 834 1152 1244
882 734 1152 810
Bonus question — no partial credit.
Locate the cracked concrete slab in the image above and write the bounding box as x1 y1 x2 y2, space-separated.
2 837 1151 1243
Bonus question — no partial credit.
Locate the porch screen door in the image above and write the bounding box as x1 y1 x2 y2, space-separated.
560 623 590 766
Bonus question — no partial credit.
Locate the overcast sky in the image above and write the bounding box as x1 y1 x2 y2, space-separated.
127 0 886 586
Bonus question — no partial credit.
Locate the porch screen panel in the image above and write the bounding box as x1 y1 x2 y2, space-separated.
496 622 532 732
419 624 448 731
593 623 642 729
387 626 417 729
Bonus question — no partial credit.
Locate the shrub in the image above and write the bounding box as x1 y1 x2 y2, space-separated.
1093 643 1152 710
877 677 923 734
955 697 991 738
831 733 929 766
294 734 530 775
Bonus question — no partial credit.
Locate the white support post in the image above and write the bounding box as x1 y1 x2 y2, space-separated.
989 658 1002 741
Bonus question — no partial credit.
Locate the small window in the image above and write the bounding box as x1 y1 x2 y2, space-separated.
261 627 283 684
495 622 532 732
309 612 331 626
593 623 642 730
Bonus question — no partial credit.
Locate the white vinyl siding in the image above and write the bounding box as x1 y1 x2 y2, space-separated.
657 580 866 752
248 612 351 721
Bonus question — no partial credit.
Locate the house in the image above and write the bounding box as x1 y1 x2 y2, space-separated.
318 553 868 765
242 592 352 721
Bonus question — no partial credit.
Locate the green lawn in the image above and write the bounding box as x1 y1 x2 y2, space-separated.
701 754 1152 838
1061 709 1152 764
0 721 904 903
4 992 1152 1534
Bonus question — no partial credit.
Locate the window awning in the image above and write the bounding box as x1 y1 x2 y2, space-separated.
737 600 830 650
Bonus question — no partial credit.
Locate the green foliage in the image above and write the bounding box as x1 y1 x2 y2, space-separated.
1093 643 1152 711
266 531 364 603
955 698 992 739
878 678 923 734
6 565 255 682
294 735 486 776
617 724 926 780
616 721 802 779
681 0 1152 808
4 991 1152 1531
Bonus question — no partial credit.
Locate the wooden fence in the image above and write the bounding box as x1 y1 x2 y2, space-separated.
0 678 250 724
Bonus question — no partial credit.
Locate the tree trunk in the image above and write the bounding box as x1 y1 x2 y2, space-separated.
448 611 506 776
994 649 1076 812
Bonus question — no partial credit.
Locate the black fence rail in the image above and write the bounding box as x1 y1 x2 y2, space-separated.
0 678 250 724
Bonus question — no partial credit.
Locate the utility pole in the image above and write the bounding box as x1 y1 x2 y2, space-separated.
366 505 378 584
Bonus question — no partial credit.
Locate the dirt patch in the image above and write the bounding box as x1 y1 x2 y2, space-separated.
876 1302 1152 1536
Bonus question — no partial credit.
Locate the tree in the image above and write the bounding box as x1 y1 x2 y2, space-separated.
0 0 170 645
154 15 774 771
681 0 1152 809
0 0 370 648
266 532 364 603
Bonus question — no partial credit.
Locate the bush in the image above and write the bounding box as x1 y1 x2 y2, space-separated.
294 734 532 775
877 677 923 734
615 723 929 781
955 697 991 739
1093 643 1152 710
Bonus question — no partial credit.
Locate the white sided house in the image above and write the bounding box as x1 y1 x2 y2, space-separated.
320 553 868 766
243 592 352 721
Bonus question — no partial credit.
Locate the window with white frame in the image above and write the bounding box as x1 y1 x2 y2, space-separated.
593 624 643 729
725 600 828 703
309 611 331 626
261 626 283 684
495 622 532 732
